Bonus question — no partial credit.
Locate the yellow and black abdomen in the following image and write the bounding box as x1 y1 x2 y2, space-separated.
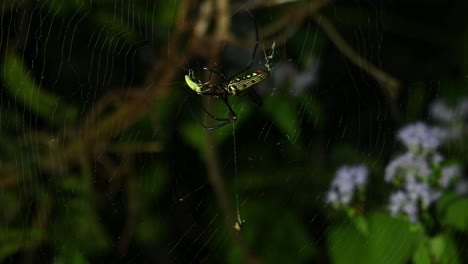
227 69 269 95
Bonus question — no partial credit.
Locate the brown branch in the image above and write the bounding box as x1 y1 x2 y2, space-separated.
312 14 400 102
117 156 138 256
60 2 191 162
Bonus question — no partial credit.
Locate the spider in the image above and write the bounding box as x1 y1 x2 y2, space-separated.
185 12 272 130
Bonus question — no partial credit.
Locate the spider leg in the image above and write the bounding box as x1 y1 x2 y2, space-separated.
189 102 225 130
190 95 237 130
199 101 232 122
203 67 227 80
204 98 237 130
249 88 263 107
228 11 259 80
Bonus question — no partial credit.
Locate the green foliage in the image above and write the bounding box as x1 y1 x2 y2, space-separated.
227 202 317 263
328 213 422 264
0 228 43 263
53 177 110 255
263 96 301 143
430 234 460 264
53 244 89 264
438 195 468 231
135 161 167 244
405 82 428 122
288 28 324 68
1 54 78 125
92 11 139 47
412 232 461 264
41 0 90 16
413 239 432 264
181 97 255 159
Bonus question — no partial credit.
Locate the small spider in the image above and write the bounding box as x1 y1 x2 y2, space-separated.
185 12 272 130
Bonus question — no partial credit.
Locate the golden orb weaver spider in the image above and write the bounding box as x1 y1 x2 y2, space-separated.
185 12 271 130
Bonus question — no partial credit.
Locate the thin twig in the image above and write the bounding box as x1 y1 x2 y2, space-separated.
117 156 138 256
312 14 400 103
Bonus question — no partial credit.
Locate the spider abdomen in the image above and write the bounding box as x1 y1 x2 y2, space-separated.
227 69 269 95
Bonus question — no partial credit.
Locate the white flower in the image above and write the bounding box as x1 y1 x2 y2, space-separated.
429 98 468 139
388 191 419 222
430 100 456 122
326 165 369 206
388 174 441 222
431 152 444 165
457 98 468 116
403 201 419 223
456 179 468 195
326 191 339 205
439 165 461 188
389 191 407 216
385 152 431 183
405 181 441 208
397 122 447 153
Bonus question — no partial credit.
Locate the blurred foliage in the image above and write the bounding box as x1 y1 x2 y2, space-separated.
0 0 468 263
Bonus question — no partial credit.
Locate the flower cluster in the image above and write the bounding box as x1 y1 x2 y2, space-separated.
429 98 468 139
326 98 467 224
396 122 447 153
386 122 463 222
326 165 368 207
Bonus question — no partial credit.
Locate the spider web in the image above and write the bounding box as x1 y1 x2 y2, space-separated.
1 0 467 263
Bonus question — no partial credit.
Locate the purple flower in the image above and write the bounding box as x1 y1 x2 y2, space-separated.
326 191 339 204
388 181 440 222
439 165 461 188
456 179 468 195
430 100 456 123
326 165 369 206
385 100 468 223
403 202 419 223
397 122 447 153
405 180 441 208
431 152 444 165
385 152 431 183
429 98 468 122
429 98 468 139
388 191 419 222
389 191 407 216
457 98 468 116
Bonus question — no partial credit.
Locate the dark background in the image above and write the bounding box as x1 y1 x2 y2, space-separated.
1 0 467 263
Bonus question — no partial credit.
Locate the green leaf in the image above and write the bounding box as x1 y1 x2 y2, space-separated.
0 242 23 263
440 197 468 231
153 1 180 27
413 239 431 264
288 28 324 67
139 161 168 201
353 215 369 236
300 95 323 128
404 82 427 122
263 96 300 143
135 215 163 244
92 11 139 47
53 176 110 255
0 228 43 262
430 234 460 264
53 243 89 264
41 0 75 16
181 121 208 160
328 213 422 264
181 97 253 159
227 202 317 264
1 54 78 125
